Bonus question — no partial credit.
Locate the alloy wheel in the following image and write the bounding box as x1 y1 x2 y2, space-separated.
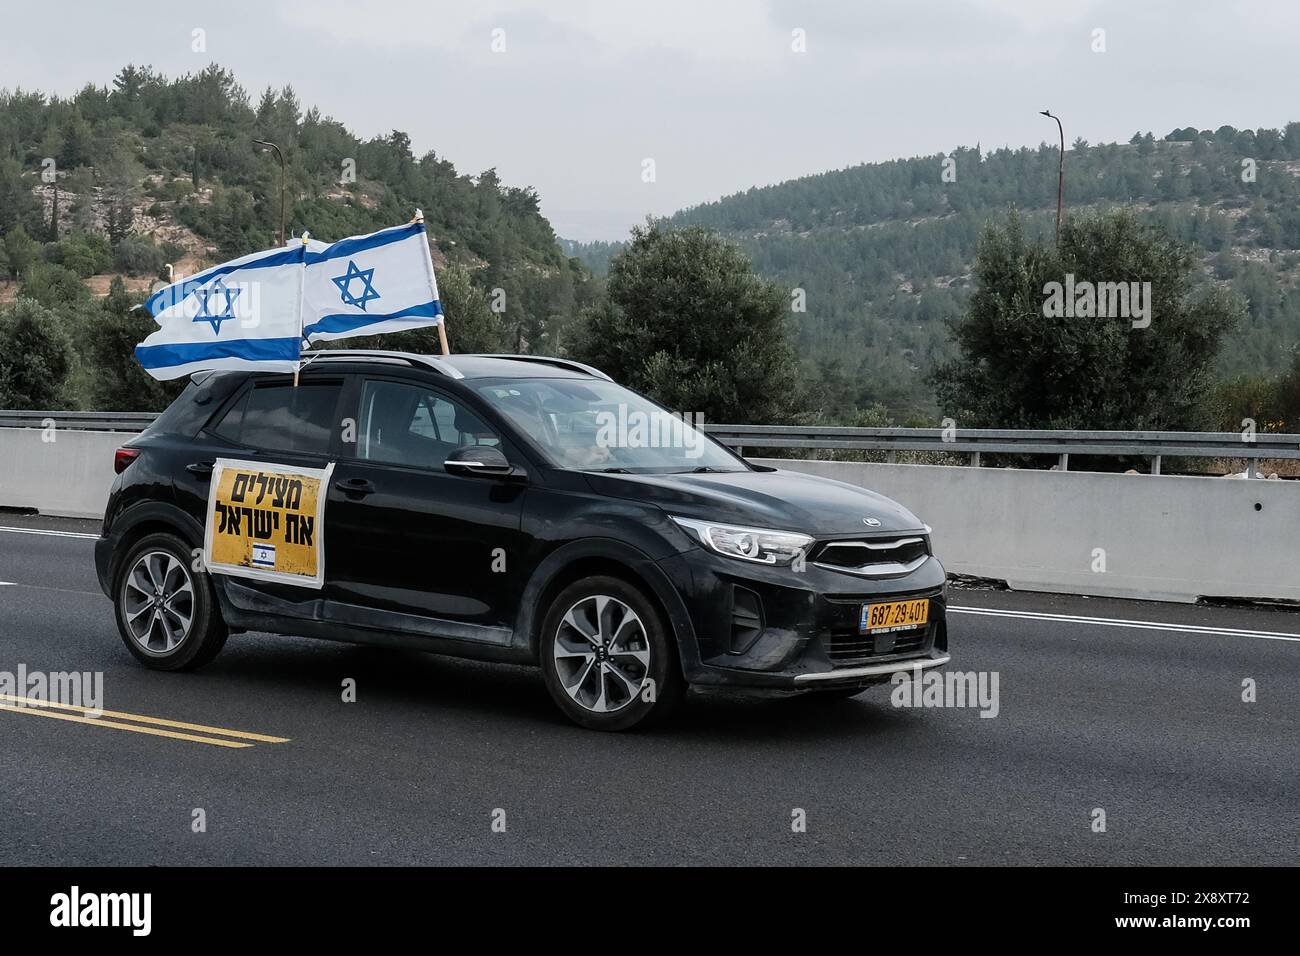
551 594 651 713
122 550 195 655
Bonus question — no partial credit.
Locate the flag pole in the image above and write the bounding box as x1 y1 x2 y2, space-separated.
293 232 310 386
413 209 450 355
437 307 451 356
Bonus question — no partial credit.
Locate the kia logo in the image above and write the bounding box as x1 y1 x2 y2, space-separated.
863 517 881 527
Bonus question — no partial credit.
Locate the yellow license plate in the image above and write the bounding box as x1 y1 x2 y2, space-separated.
859 598 929 634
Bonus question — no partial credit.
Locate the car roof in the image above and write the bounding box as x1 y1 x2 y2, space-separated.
287 351 611 382
206 352 612 385
437 354 607 380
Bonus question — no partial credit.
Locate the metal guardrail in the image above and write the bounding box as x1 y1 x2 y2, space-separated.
0 410 160 432
703 425 1300 475
3 413 1299 474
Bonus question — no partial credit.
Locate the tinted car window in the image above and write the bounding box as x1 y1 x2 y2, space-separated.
357 379 499 470
143 372 244 440
217 380 343 455
210 390 249 443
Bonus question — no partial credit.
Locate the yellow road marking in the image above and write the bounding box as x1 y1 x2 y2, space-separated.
0 704 253 748
0 694 290 746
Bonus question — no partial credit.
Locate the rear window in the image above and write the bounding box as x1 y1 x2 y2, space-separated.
211 380 343 456
139 373 243 439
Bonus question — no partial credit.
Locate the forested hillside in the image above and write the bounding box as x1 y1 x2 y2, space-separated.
5 64 1299 427
568 127 1300 420
0 64 596 409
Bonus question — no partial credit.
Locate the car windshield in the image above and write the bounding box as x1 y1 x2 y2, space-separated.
474 378 746 474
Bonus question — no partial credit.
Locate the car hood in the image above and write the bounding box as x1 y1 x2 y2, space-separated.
582 468 924 536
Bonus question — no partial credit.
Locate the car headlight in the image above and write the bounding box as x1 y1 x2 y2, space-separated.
671 516 813 566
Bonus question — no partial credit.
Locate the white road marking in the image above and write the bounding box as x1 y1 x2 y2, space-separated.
949 605 1300 644
0 525 97 541
0 582 14 587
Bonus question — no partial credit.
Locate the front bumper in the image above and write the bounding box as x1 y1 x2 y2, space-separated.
659 543 950 694
790 652 950 684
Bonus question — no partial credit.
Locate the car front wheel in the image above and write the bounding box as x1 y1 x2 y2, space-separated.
540 576 684 731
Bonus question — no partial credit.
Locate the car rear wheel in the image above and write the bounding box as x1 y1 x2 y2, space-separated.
540 576 684 731
114 532 227 671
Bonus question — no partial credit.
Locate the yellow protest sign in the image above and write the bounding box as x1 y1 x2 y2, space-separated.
202 458 334 588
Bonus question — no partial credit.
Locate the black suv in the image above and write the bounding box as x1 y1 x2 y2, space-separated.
95 352 950 730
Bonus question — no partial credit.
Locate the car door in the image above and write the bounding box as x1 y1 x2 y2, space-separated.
190 372 349 615
323 375 529 645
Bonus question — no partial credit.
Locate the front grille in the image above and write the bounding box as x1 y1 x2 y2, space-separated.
813 535 929 576
827 625 932 668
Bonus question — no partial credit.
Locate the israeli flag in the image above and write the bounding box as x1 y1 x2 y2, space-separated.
301 217 443 344
135 244 307 380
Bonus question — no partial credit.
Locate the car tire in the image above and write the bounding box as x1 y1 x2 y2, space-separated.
113 532 228 671
540 576 684 731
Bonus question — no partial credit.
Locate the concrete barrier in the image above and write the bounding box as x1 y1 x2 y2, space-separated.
756 459 1300 604
0 427 121 520
1 428 1295 603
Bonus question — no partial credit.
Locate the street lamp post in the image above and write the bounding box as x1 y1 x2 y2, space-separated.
1040 110 1064 243
253 139 287 247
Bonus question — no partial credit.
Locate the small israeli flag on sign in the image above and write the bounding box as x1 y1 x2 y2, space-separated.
301 214 443 344
134 244 307 381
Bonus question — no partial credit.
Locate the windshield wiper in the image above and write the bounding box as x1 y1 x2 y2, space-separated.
590 466 633 473
685 466 737 473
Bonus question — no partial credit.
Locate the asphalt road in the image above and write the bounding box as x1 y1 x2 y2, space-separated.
0 514 1296 866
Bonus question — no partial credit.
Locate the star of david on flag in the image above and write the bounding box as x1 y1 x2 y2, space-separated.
331 261 381 311
301 218 443 344
193 278 242 334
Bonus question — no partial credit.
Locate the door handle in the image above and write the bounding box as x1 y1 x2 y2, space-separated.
186 461 214 476
334 478 376 497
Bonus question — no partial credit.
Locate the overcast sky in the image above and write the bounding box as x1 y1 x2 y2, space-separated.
3 0 1298 240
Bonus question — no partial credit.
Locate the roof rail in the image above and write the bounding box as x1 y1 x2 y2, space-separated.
300 349 464 379
469 354 612 381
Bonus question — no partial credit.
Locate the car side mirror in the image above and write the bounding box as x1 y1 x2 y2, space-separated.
444 445 523 481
